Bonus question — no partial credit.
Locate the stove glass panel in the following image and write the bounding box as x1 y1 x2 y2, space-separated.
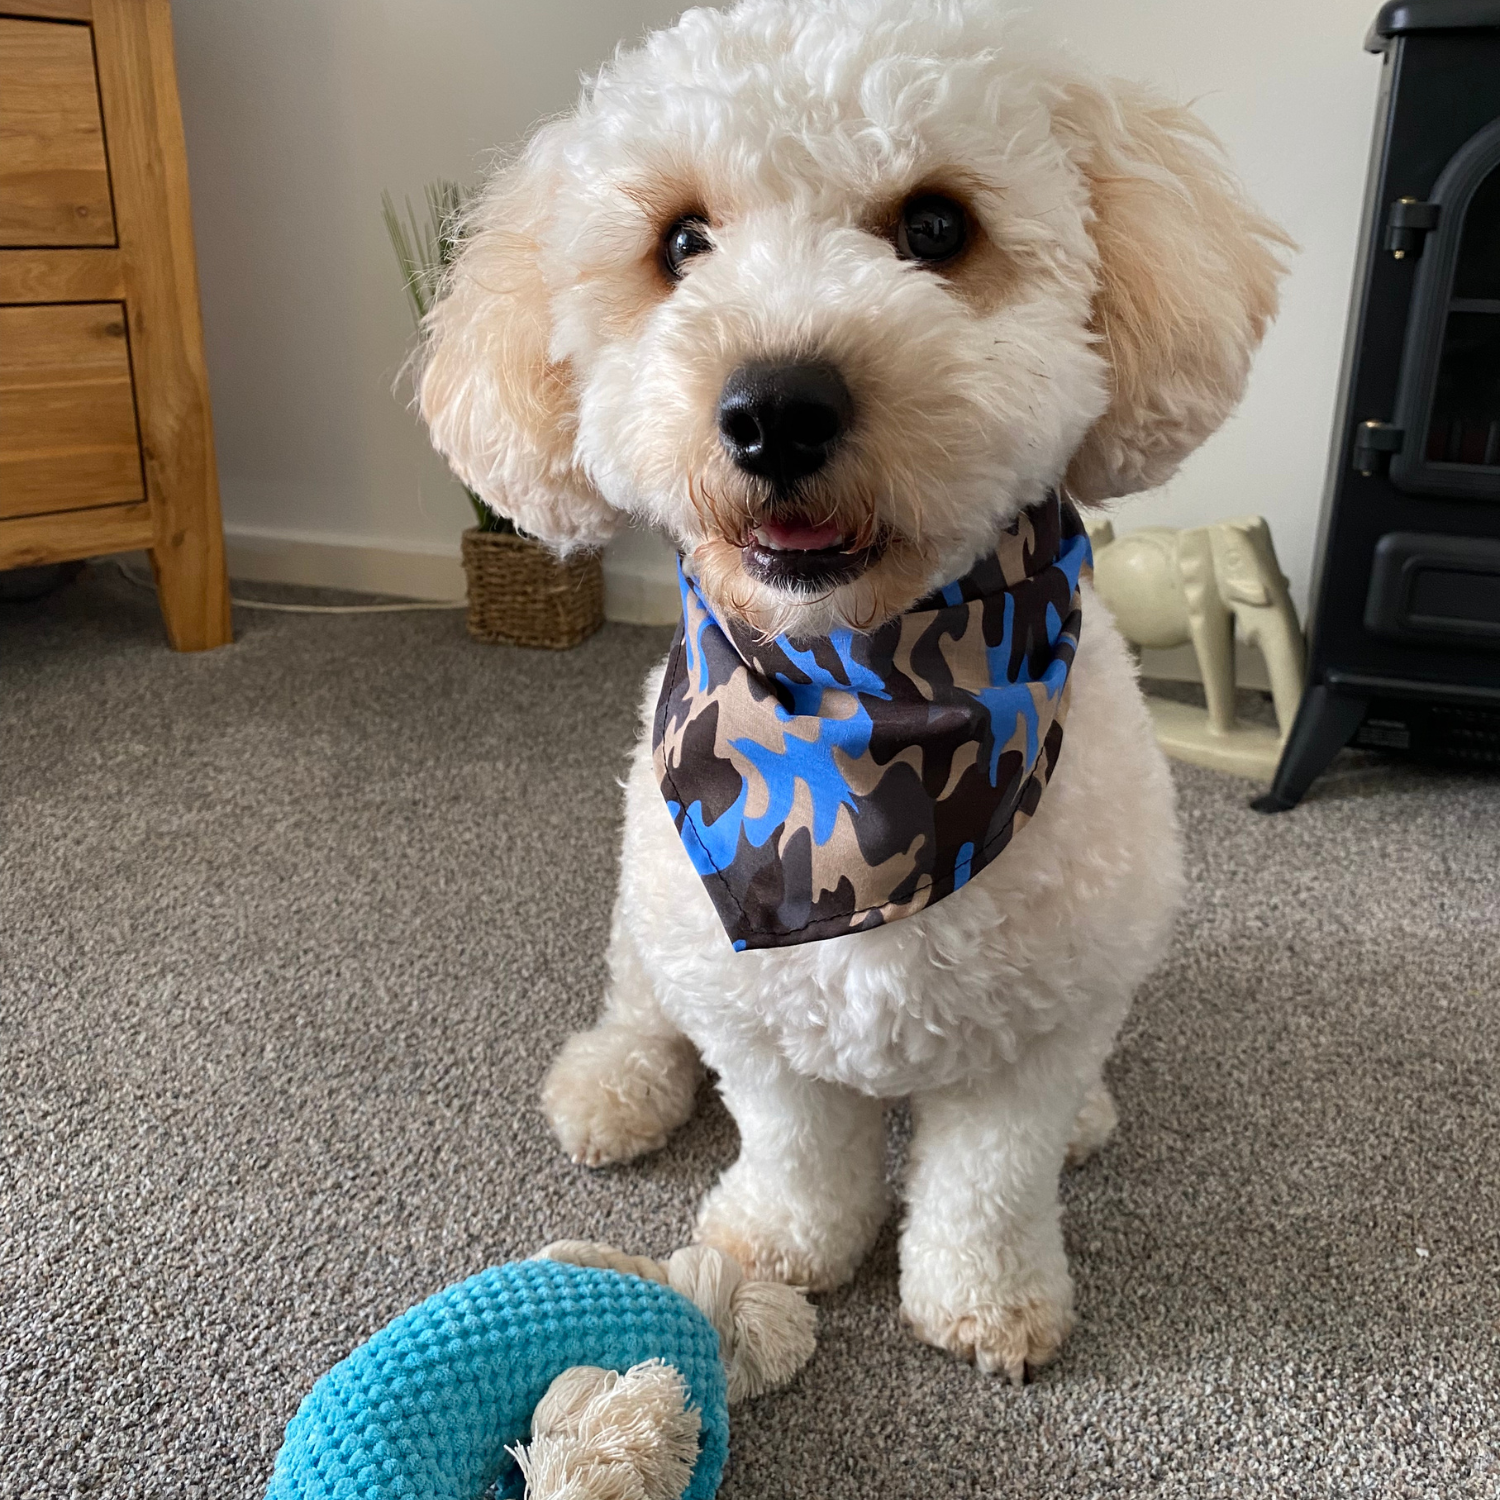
1426 311 1500 466
1453 163 1500 301
1428 164 1500 473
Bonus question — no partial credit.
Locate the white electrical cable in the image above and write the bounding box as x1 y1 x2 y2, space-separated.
113 562 466 614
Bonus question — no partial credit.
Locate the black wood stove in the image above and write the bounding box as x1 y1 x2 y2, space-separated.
1257 0 1500 810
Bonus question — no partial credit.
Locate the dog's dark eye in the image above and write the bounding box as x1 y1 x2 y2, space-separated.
662 216 712 278
895 194 967 263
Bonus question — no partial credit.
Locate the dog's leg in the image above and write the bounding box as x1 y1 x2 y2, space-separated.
694 1052 889 1292
900 1058 1089 1383
542 916 701 1167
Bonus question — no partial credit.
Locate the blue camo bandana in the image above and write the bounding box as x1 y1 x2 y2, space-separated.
652 493 1092 952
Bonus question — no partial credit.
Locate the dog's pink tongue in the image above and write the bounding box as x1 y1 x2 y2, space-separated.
761 517 846 551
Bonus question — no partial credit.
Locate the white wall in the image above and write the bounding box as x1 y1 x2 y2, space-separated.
172 0 697 613
172 0 1384 618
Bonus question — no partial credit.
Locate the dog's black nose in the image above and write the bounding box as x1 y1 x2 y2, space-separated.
717 360 853 490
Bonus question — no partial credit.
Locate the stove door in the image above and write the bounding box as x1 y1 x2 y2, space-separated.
1391 116 1500 499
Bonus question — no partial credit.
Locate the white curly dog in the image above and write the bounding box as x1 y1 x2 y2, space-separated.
420 0 1287 1382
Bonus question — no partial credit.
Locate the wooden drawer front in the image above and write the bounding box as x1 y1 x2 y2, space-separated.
0 301 143 518
0 18 115 247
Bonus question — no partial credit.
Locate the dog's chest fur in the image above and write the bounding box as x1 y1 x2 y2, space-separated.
616 584 1184 1098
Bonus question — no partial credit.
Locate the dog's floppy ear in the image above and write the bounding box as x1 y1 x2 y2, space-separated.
419 131 618 552
1052 77 1293 504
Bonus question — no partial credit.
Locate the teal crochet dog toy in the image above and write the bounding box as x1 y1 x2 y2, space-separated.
265 1241 816 1500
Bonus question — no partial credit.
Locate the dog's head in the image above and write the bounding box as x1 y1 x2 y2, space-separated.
421 0 1289 636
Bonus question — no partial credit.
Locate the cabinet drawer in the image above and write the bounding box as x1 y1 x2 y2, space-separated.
0 18 115 247
0 302 144 519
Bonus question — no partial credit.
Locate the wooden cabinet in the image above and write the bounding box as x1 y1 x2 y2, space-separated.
0 0 229 651
0 17 115 244
0 303 144 515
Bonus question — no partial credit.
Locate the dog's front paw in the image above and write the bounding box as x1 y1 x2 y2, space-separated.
694 1165 888 1292
542 1024 701 1167
900 1246 1075 1384
902 1289 1074 1384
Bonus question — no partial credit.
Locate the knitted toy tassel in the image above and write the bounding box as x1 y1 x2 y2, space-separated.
509 1361 702 1500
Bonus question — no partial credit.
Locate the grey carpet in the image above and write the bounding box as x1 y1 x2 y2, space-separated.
3 563 1498 1500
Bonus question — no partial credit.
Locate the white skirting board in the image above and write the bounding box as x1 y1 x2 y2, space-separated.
224 527 467 602
220 524 682 626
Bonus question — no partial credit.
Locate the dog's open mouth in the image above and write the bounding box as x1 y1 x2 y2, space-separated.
742 514 882 590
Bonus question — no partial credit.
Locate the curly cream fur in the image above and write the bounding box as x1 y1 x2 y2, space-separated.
1052 78 1294 501
420 144 619 551
423 0 1284 1380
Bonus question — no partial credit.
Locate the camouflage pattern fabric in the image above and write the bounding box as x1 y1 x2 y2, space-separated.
653 494 1092 951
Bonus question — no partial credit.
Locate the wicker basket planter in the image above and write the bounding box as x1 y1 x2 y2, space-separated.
460 528 604 649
